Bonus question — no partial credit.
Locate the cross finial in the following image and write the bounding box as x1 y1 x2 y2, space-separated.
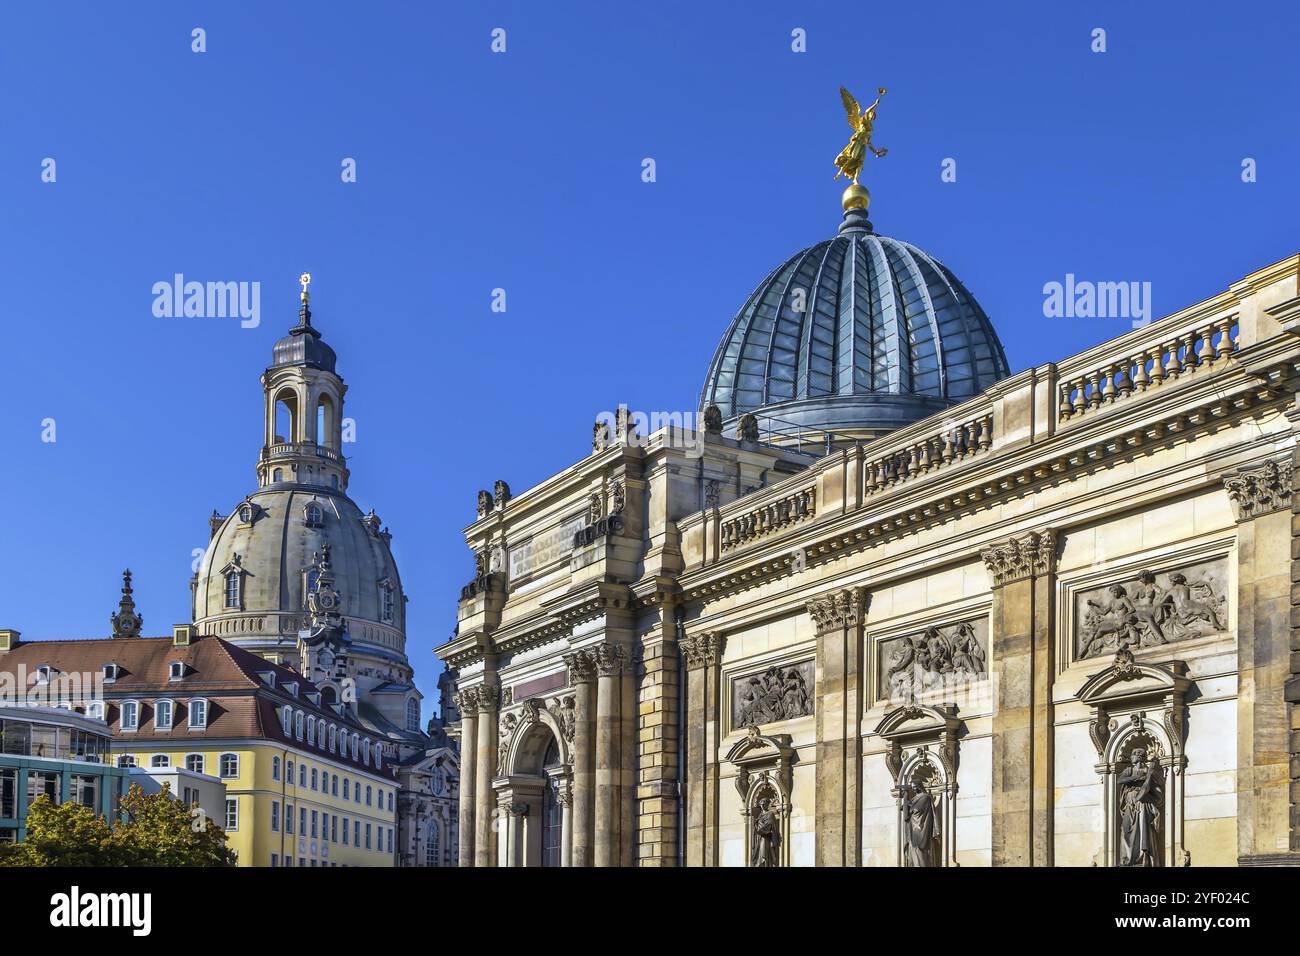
299 271 312 304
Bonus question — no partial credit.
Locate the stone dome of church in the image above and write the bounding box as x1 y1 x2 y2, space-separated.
700 200 1010 441
195 488 406 663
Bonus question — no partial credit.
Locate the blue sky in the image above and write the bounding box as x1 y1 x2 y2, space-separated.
1 1 1297 721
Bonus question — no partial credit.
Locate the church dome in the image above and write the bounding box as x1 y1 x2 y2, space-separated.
700 202 1010 441
195 488 406 664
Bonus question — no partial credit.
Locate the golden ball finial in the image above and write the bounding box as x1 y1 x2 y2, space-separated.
842 183 871 212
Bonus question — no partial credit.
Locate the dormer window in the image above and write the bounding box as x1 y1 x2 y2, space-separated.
155 699 174 730
304 503 324 528
224 570 240 608
239 505 253 522
406 697 420 732
35 665 52 685
284 681 298 698
188 698 208 729
280 705 292 735
294 711 304 740
87 701 105 721
103 663 120 683
169 661 187 681
120 700 139 731
257 671 276 689
379 581 396 625
306 691 320 707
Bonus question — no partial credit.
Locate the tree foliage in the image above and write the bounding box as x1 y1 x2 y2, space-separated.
0 782 236 867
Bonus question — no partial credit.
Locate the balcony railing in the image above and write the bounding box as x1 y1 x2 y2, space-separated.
262 441 345 464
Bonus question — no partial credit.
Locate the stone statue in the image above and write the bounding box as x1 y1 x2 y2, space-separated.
702 404 723 435
1117 748 1164 867
834 86 888 184
737 413 759 442
750 795 781 867
476 490 493 518
901 782 939 867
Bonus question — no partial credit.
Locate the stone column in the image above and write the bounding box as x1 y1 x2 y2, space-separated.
1226 459 1299 863
620 648 638 867
454 689 477 867
558 777 574 867
594 643 625 867
564 649 598 866
681 631 725 866
981 529 1057 867
806 587 867 867
636 597 681 866
473 680 500 867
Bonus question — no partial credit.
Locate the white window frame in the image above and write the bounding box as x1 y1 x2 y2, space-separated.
225 798 239 832
120 700 140 732
151 754 170 768
169 661 186 681
185 753 205 774
188 698 208 730
155 698 174 731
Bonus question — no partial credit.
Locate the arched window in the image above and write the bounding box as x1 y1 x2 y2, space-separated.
363 740 370 766
405 698 420 732
154 699 173 730
188 699 208 729
120 701 139 731
316 396 334 449
298 763 306 787
274 390 298 444
381 586 396 625
294 711 304 740
304 504 324 528
272 468 283 482
303 568 320 608
425 821 440 866
185 753 204 774
220 753 239 778
272 756 281 781
350 734 358 759
343 778 350 800
224 571 240 609
280 706 292 735
238 505 253 523
541 738 563 867
286 759 294 783
311 768 318 790
307 716 316 746
116 755 136 769
365 785 372 806
151 754 170 768
331 774 339 796
328 725 337 752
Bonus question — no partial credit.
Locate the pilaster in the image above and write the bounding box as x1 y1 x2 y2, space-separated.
681 630 725 866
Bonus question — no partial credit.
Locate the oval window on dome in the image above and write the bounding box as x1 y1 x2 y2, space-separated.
304 503 324 528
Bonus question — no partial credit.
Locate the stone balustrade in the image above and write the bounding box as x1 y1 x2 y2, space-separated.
719 484 817 552
862 410 993 496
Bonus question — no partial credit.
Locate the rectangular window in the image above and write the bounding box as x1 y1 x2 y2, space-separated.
120 703 138 732
26 771 60 807
365 823 372 850
331 815 338 843
271 800 280 832
271 853 278 867
71 775 99 810
1 720 30 755
311 809 318 838
286 803 294 834
354 820 359 846
387 828 393 854
224 798 238 831
300 807 306 836
0 769 16 819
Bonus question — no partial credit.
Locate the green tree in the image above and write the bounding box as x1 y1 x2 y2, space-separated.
0 783 236 867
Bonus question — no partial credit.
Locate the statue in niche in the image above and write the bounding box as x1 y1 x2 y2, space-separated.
735 665 812 726
750 793 781 867
1079 565 1227 659
901 780 939 867
1117 747 1164 867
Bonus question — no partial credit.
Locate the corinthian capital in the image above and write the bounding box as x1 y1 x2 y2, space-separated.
594 643 626 677
980 529 1057 588
471 679 500 713
563 649 598 685
805 587 866 635
680 631 725 670
1224 458 1293 522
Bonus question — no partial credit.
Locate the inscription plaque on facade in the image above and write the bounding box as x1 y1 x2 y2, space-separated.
731 660 814 728
508 515 587 579
1075 558 1228 660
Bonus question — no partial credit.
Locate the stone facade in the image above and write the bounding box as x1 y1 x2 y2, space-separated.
438 253 1300 866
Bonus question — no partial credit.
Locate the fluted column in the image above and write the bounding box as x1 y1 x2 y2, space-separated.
453 689 477 867
806 588 867 867
981 529 1057 867
681 631 725 866
473 680 500 867
594 643 626 867
564 649 598 867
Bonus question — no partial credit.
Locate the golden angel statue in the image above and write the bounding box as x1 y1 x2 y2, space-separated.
834 86 888 183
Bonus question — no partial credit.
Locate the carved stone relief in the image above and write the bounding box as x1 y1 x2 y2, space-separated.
1075 558 1229 660
878 619 988 703
731 660 814 728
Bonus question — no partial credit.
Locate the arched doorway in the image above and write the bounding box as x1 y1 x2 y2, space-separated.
540 738 563 867
494 716 573 867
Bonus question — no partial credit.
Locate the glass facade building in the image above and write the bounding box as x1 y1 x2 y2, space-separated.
0 706 129 843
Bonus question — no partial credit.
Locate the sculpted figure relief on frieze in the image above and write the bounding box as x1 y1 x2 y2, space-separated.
879 619 987 703
732 660 814 727
1075 559 1228 660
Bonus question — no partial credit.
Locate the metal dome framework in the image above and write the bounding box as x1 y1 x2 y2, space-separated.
700 220 1010 439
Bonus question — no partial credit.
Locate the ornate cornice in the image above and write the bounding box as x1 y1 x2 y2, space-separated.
681 631 726 670
1224 457 1293 522
805 587 866 634
980 529 1057 588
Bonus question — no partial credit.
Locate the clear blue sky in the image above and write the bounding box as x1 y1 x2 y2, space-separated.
2 1 1297 720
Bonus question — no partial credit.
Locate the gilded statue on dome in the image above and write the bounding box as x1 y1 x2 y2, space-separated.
834 86 888 184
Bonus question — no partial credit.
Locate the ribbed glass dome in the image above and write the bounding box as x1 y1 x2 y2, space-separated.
700 206 1009 440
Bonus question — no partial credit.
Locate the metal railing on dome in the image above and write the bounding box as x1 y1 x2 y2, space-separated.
744 412 849 457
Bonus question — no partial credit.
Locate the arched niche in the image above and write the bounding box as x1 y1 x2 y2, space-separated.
874 703 962 867
1076 647 1192 867
726 726 797 867
493 698 574 867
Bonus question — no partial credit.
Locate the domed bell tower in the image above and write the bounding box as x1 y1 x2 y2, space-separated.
258 273 352 492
